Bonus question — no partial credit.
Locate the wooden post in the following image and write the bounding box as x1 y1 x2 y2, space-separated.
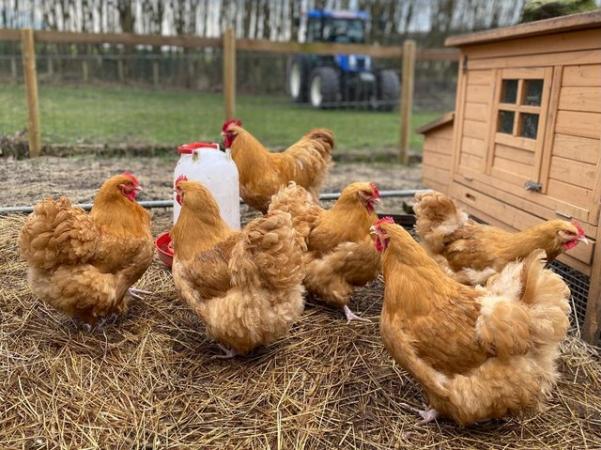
21 29 42 157
399 39 416 165
153 60 159 87
82 59 89 82
583 189 601 343
223 27 236 120
11 56 18 82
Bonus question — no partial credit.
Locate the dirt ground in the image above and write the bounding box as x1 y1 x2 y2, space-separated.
0 155 423 209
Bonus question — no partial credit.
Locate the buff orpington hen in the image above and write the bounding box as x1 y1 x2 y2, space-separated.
19 173 153 328
268 181 381 322
372 217 570 426
414 191 588 284
222 119 334 212
171 176 305 358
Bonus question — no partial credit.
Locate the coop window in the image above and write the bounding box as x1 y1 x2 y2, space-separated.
495 72 548 142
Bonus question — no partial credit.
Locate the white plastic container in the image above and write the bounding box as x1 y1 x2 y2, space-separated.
173 142 240 230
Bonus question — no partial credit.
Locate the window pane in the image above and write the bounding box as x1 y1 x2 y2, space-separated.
523 79 543 106
498 110 515 134
519 113 539 139
501 79 518 103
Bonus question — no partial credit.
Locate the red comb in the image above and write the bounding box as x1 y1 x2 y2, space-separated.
571 219 585 237
122 171 139 185
375 216 395 227
370 183 380 198
222 118 242 132
175 175 188 187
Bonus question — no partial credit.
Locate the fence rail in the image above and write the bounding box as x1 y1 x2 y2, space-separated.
0 28 460 162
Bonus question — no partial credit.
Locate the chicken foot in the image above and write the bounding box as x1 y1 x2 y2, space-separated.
128 287 152 300
211 343 238 360
398 402 439 425
343 305 371 323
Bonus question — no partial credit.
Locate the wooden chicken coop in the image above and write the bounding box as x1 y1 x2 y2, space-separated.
419 11 601 343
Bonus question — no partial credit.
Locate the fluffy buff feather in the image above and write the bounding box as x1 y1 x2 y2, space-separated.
378 222 570 425
171 180 306 355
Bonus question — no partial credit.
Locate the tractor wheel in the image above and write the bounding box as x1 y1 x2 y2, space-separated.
288 57 309 103
309 67 340 109
377 69 400 111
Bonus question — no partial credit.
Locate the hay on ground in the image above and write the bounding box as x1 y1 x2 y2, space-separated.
1 214 600 449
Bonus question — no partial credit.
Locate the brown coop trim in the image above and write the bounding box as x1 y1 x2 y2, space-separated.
445 10 601 47
416 112 455 134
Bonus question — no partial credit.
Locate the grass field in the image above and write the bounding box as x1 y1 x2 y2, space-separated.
0 84 441 152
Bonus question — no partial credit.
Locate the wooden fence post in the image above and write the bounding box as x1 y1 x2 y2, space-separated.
82 59 89 82
223 27 236 120
11 57 18 82
21 29 42 157
399 39 416 165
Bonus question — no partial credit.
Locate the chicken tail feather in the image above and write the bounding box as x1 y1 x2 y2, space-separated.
519 249 571 344
268 182 321 240
19 197 98 271
229 210 305 294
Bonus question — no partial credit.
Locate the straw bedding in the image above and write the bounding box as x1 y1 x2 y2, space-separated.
1 212 600 449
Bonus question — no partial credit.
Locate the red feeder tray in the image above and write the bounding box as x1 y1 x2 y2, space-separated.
155 231 174 268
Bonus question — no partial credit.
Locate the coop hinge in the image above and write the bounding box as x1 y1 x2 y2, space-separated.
524 180 542 192
556 211 572 220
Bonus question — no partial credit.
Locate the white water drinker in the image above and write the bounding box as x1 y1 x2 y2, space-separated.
173 142 240 230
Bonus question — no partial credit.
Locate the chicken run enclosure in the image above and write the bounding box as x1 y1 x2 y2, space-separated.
0 27 458 161
1 15 601 450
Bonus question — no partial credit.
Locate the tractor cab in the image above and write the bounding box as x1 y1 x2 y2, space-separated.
288 9 399 109
306 9 368 44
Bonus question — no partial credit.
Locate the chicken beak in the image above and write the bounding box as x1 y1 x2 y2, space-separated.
135 185 143 193
579 235 590 245
369 225 377 236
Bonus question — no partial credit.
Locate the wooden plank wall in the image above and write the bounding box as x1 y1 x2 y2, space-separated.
422 123 454 193
546 64 601 221
457 69 494 175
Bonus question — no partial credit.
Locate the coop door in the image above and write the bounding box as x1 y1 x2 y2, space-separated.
487 68 553 195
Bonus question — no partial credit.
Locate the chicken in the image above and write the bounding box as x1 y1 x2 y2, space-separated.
171 177 305 358
414 191 588 285
221 119 334 212
373 217 570 425
19 173 153 327
268 181 381 322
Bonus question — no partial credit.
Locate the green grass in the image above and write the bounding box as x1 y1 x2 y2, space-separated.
0 84 442 152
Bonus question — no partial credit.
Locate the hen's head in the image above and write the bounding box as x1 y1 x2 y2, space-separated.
551 219 588 251
221 118 242 149
101 172 142 202
174 176 220 216
371 216 395 253
339 182 381 213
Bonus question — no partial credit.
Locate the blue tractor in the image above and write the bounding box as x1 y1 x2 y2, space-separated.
288 9 400 110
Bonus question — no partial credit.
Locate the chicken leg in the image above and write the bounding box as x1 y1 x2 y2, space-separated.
399 402 439 425
211 343 238 359
128 287 151 300
343 305 371 323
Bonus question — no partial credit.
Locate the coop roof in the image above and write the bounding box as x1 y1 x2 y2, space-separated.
416 112 454 134
445 10 601 47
